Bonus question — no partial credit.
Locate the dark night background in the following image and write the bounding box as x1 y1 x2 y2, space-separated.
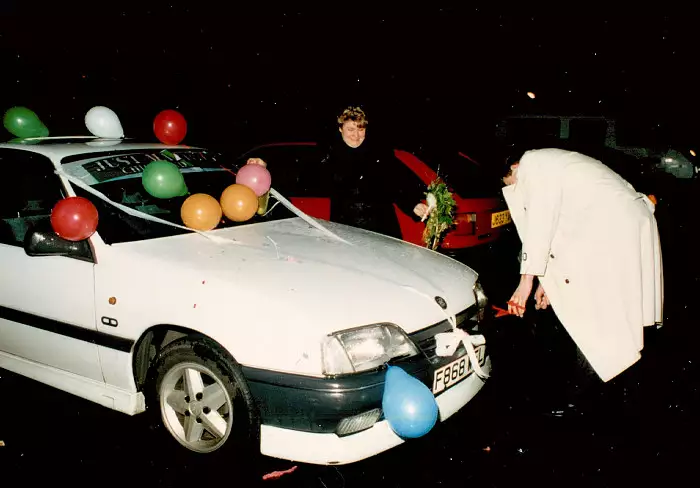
1 5 700 488
1 7 698 153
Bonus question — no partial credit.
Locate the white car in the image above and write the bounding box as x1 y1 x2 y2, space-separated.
0 137 491 465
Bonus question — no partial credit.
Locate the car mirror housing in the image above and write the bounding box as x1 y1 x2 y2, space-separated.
24 222 94 262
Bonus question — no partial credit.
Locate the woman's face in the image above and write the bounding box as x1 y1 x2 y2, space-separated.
339 120 366 148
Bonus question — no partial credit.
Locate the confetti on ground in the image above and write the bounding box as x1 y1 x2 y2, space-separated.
262 465 298 480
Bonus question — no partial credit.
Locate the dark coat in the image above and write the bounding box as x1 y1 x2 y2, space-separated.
303 134 426 238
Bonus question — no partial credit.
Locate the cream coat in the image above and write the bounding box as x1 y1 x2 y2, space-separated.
502 148 664 382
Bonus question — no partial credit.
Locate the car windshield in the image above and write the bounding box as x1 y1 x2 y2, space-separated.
61 148 296 244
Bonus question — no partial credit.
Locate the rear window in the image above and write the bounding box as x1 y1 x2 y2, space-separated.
410 148 504 199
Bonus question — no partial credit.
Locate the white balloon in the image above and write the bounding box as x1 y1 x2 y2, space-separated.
85 106 124 138
85 139 124 147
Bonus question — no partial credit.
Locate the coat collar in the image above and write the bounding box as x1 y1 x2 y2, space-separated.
502 179 526 241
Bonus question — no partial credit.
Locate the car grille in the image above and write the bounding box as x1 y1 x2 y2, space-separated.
408 305 480 365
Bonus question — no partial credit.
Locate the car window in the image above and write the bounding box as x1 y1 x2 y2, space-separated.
0 149 66 246
568 119 609 146
234 144 325 195
410 149 503 199
502 118 562 147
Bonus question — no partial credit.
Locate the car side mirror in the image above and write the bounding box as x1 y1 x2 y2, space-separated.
24 223 94 262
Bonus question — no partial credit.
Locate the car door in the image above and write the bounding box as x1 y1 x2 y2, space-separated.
0 149 103 382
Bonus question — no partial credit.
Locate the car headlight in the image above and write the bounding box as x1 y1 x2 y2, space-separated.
473 280 488 322
322 323 420 375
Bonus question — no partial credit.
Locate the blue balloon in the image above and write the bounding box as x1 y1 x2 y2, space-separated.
382 365 439 438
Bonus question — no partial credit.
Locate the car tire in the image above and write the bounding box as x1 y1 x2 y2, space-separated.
146 335 259 463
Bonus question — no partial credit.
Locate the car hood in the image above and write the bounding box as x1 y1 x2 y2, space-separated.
104 217 482 374
113 217 479 332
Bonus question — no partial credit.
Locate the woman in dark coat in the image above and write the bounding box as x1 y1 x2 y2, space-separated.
310 107 428 239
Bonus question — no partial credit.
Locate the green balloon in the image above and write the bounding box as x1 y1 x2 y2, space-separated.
3 106 49 138
142 160 187 199
8 137 42 145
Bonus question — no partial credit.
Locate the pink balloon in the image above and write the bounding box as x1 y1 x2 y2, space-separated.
236 163 271 197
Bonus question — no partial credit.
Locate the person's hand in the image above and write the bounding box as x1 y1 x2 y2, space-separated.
508 275 534 318
414 203 429 218
246 157 267 168
534 283 550 310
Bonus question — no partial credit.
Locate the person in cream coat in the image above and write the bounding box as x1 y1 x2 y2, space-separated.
501 147 664 414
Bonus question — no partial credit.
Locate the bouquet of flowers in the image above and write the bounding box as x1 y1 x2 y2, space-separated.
422 178 457 250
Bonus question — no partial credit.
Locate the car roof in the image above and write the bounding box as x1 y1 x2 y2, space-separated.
0 136 202 160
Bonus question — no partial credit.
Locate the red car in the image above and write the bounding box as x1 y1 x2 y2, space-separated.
233 142 512 252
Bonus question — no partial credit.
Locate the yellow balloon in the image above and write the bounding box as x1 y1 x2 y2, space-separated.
220 184 258 222
257 191 270 215
181 193 222 231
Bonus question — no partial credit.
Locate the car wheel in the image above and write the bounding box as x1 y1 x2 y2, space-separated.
148 336 259 459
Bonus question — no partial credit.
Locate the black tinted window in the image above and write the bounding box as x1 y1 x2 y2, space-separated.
234 144 326 195
505 118 562 147
409 148 503 198
0 149 66 246
568 119 609 146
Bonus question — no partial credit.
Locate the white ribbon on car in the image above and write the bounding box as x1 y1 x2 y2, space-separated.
268 188 352 245
54 169 351 246
55 168 238 244
402 285 489 381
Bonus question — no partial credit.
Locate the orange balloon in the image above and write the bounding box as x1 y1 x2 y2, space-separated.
181 193 223 231
220 184 258 222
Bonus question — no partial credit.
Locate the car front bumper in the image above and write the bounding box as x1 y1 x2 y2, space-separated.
242 311 491 465
257 356 491 465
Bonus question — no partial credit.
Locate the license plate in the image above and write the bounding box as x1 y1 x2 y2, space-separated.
432 345 485 394
491 210 511 228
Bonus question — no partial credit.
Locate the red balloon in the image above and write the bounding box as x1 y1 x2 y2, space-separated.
50 196 99 241
154 109 187 145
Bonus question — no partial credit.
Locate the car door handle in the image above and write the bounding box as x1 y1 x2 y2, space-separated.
101 317 118 327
